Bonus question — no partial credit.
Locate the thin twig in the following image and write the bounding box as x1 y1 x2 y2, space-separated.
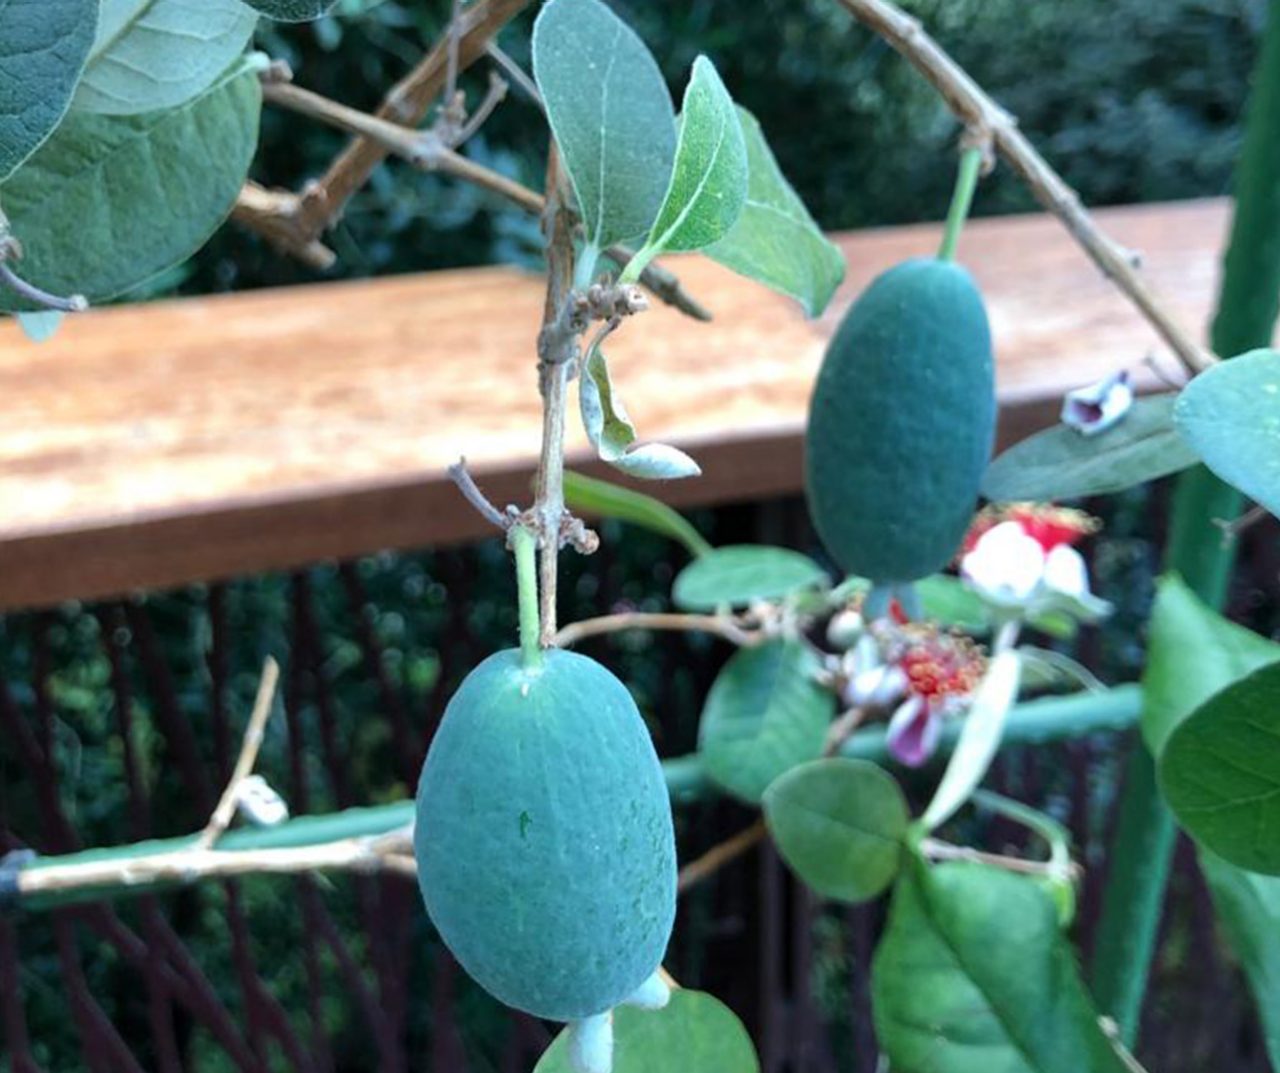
834 0 1217 375
677 819 767 893
486 41 542 106
553 611 762 649
454 71 509 145
823 705 868 756
444 0 465 109
195 658 281 851
1213 503 1270 542
447 458 510 531
256 81 708 316
918 837 1077 878
0 263 88 313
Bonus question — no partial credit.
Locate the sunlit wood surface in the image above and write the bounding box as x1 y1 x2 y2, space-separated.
0 198 1232 610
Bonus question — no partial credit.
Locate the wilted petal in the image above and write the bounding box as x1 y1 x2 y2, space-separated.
886 696 942 768
1061 371 1133 437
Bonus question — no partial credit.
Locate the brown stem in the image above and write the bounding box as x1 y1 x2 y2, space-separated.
254 82 708 318
534 149 578 646
677 819 767 893
834 0 1216 375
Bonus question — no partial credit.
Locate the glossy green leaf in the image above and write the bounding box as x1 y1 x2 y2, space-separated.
872 860 1130 1073
705 108 844 317
0 0 98 180
242 0 338 19
578 343 701 480
1141 574 1280 754
913 575 988 630
0 66 261 310
698 639 834 804
15 311 65 343
1175 348 1280 517
622 56 747 282
762 758 907 902
673 545 828 611
974 790 1077 926
1199 850 1280 1067
563 470 712 557
532 0 675 265
535 989 758 1073
1160 660 1280 875
73 0 258 115
982 395 1197 501
921 650 1022 830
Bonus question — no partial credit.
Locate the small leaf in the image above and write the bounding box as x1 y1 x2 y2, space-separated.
698 639 834 803
1175 348 1280 517
872 860 1130 1073
16 311 65 343
1160 660 1280 875
762 758 908 902
982 395 1197 501
563 470 712 557
1141 574 1280 754
242 0 338 19
623 56 747 282
532 0 676 262
673 546 828 611
921 650 1022 830
0 65 261 310
0 0 98 180
705 108 845 317
914 575 988 631
579 344 701 480
535 989 759 1073
73 0 258 116
1199 850 1280 1067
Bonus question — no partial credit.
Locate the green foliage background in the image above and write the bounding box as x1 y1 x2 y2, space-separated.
186 0 1265 292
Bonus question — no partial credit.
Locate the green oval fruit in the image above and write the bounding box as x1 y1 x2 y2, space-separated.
805 258 995 583
414 648 676 1022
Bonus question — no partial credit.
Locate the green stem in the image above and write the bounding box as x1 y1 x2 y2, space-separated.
937 145 984 262
511 525 542 669
1090 0 1280 1045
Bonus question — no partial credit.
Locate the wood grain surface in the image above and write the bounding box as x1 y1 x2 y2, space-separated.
0 198 1233 610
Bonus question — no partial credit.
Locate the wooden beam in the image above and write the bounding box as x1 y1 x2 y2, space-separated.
0 199 1230 611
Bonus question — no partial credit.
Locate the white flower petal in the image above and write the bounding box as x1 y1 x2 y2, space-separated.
236 774 290 827
1043 545 1090 599
1062 371 1134 437
961 521 1047 602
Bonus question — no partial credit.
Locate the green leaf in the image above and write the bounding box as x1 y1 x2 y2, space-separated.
242 0 338 19
535 989 758 1073
872 860 1130 1073
0 0 98 180
1175 348 1280 517
563 470 712 558
914 575 988 631
579 343 701 480
762 758 907 902
16 311 65 343
698 639 834 804
673 546 828 611
73 0 258 116
982 395 1197 501
921 650 1022 830
1160 660 1280 875
532 0 676 264
0 66 261 310
1140 574 1280 754
1199 850 1280 1067
622 56 747 283
705 108 844 317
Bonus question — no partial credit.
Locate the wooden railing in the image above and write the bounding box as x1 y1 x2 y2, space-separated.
0 198 1228 611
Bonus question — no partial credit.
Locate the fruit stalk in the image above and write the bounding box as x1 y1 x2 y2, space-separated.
938 145 984 262
512 525 543 670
